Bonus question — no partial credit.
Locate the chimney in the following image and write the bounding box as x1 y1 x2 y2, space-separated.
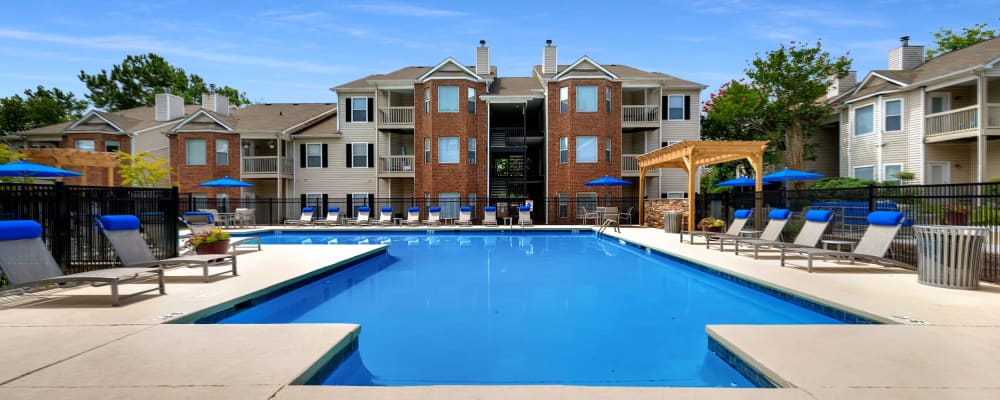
476 40 490 75
888 35 925 70
542 39 557 74
154 90 185 121
201 84 231 116
827 71 858 98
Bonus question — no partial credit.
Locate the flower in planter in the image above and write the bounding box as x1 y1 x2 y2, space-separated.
942 204 970 214
698 217 725 228
186 227 230 248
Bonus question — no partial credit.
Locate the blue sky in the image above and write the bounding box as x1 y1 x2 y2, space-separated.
0 0 995 106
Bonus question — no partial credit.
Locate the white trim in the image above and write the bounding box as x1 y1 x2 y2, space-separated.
417 57 484 82
282 106 337 135
575 85 599 113
172 109 234 132
852 164 876 181
852 102 876 137
349 142 368 169
574 135 599 163
349 96 369 123
304 142 323 169
65 111 125 132
437 86 460 113
882 163 904 184
876 96 883 171
928 92 951 113
926 161 950 184
552 56 619 81
882 97 904 133
926 76 978 92
665 94 685 121
437 136 460 164
919 87 926 183
868 72 909 87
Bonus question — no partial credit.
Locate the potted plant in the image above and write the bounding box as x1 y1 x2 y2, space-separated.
187 227 231 255
941 204 971 226
698 217 725 232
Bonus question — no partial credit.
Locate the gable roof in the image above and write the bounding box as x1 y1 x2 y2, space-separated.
551 56 619 80
417 57 486 82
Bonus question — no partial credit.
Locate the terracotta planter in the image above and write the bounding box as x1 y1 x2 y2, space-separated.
700 225 724 233
195 240 230 255
944 211 970 226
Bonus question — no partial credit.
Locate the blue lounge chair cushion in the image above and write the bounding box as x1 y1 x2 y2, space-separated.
408 207 420 212
460 206 472 212
99 215 140 231
734 209 752 219
768 209 791 220
381 207 392 212
429 207 441 212
358 206 370 212
868 211 904 226
519 206 531 211
805 209 833 222
327 206 340 212
302 207 314 212
183 211 215 224
485 206 496 212
0 220 42 241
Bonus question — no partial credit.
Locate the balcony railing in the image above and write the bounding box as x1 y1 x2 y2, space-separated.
622 105 659 125
380 106 414 125
926 105 978 136
379 155 415 175
622 154 640 175
243 156 293 175
988 103 1000 128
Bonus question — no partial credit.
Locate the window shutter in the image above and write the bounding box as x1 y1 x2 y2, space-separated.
300 194 306 208
367 143 374 168
345 144 352 167
367 193 375 207
322 194 329 213
367 98 374 122
299 144 306 168
321 144 328 168
684 95 691 120
346 196 353 213
661 96 669 120
345 98 352 122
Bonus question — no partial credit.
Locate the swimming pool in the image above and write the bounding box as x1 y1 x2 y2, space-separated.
216 231 845 387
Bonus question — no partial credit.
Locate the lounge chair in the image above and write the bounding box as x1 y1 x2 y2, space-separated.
709 209 791 251
681 209 752 244
314 207 342 226
401 207 421 225
732 209 834 259
779 211 906 272
0 220 166 307
99 215 237 281
284 207 314 226
483 206 497 226
423 207 441 225
180 212 261 255
518 205 533 226
456 206 473 226
349 206 371 226
377 207 394 226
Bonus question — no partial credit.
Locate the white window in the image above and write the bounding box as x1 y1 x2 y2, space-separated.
576 136 598 163
351 97 368 122
468 193 476 216
467 87 476 114
667 95 685 120
424 87 430 114
576 192 598 214
558 192 568 218
576 85 597 112
438 86 459 112
105 140 120 153
215 139 229 165
351 143 367 168
665 192 686 199
605 137 611 163
351 192 368 217
305 193 323 208
191 193 208 210
438 137 459 163
929 93 950 113
468 138 476 165
853 104 874 136
75 140 95 152
439 192 460 218
559 87 568 113
884 100 902 132
424 138 431 163
883 164 903 185
854 166 875 181
305 143 322 168
186 139 206 165
559 137 568 163
605 87 611 113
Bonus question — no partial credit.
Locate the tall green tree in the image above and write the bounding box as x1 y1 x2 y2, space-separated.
927 21 998 59
0 86 87 135
116 151 170 188
78 53 250 112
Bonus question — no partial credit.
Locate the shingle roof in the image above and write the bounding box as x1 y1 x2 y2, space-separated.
532 63 704 87
489 77 542 97
333 65 498 90
228 103 336 132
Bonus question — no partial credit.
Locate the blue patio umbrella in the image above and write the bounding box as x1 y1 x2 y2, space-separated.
584 175 632 205
762 169 824 184
197 176 254 187
0 160 84 178
714 176 771 187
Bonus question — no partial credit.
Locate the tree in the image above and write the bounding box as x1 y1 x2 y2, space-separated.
702 79 782 165
0 86 86 135
0 143 26 183
79 53 250 112
116 151 170 187
926 21 998 59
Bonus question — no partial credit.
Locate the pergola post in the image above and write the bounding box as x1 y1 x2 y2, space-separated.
638 166 647 225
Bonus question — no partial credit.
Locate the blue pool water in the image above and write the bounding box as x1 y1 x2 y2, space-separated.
219 231 843 387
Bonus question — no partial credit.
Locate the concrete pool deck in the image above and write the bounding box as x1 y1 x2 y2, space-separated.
0 226 998 399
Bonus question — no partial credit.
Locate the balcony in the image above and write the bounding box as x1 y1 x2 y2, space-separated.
242 156 294 177
379 106 414 127
622 154 640 176
622 105 659 128
925 105 978 142
378 155 414 177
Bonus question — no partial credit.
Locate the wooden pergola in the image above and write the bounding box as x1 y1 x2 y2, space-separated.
22 148 118 186
636 140 770 231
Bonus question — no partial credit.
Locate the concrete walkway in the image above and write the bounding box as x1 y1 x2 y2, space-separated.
1 226 998 399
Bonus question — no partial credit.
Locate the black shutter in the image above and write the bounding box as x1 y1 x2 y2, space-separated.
367 143 375 168
368 193 375 207
299 144 306 168
367 98 374 122
684 95 691 120
300 194 306 208
345 144 352 168
321 143 328 168
322 194 329 215
661 96 669 120
345 98 352 122
346 196 353 214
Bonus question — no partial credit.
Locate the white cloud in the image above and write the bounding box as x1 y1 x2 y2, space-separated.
346 2 467 17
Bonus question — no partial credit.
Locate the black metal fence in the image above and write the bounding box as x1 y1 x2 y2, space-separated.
699 182 1000 282
0 182 179 276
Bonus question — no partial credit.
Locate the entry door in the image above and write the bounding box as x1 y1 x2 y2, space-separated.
927 161 950 184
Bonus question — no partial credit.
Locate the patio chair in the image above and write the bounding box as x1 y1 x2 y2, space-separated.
99 215 237 282
518 205 533 226
180 212 261 255
284 207 314 226
401 207 422 225
709 209 791 251
423 207 441 225
234 208 256 228
483 206 497 226
732 209 834 259
681 209 752 244
377 207 394 226
779 211 907 272
457 206 473 226
348 206 371 226
314 207 341 226
0 220 166 307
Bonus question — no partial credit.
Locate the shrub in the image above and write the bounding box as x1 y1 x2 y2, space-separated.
187 228 230 248
809 177 876 190
698 217 725 228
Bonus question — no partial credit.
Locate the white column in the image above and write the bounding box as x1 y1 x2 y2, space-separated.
978 72 986 182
